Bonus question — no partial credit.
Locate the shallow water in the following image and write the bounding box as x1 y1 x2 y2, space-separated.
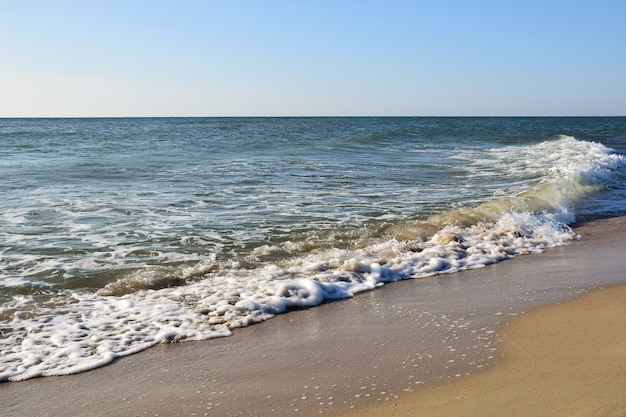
1 117 625 381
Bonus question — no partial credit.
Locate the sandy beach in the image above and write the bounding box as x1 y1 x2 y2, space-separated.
339 284 626 417
3 216 626 417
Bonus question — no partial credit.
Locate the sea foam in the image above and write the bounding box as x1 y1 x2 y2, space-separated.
0 135 623 382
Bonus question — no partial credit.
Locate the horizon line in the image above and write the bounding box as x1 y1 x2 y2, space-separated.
2 115 625 119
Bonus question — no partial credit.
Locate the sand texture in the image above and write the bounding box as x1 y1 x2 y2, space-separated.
338 284 626 417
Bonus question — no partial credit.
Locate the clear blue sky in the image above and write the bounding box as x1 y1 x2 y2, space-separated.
2 1 625 117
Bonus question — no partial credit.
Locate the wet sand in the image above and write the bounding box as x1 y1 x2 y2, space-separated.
338 284 626 417
3 216 626 417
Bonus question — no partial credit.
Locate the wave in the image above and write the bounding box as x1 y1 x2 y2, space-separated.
389 135 623 239
1 136 623 382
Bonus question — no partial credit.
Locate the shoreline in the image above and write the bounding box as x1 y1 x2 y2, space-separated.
337 283 626 417
3 216 626 417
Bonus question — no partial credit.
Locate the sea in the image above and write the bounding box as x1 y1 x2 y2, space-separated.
1 117 625 382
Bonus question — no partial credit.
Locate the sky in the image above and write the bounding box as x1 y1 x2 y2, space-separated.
1 1 625 117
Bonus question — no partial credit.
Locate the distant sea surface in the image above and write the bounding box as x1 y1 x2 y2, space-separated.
1 117 625 381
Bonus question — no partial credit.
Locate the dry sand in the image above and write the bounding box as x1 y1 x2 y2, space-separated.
2 216 626 417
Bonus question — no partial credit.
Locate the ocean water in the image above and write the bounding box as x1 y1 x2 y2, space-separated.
1 117 625 382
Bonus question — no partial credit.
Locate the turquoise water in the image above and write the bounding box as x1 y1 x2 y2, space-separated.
1 117 625 381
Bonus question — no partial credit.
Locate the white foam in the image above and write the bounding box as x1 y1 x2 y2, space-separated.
0 136 623 382
0 208 576 382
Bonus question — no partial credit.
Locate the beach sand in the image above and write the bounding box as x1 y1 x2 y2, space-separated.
338 284 626 417
3 217 626 417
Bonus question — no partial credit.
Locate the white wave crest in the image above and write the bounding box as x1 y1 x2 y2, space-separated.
1 136 622 382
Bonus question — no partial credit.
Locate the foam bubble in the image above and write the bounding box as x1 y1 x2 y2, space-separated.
0 136 623 382
0 206 579 381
